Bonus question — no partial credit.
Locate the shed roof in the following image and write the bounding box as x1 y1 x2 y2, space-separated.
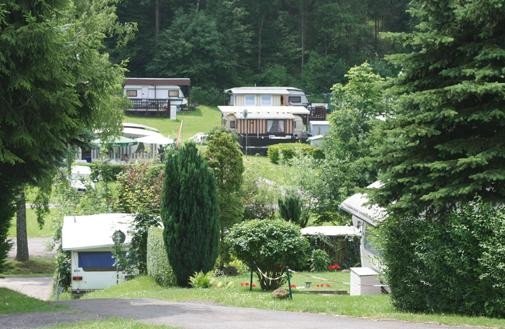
62 213 135 251
301 226 361 237
125 78 191 86
225 87 304 95
339 181 386 227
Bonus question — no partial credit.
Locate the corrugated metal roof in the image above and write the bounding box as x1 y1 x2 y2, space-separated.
62 213 135 251
339 181 386 227
125 78 191 86
225 87 304 95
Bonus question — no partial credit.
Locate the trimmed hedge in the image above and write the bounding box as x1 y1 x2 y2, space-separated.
90 162 125 182
267 143 323 164
146 227 176 287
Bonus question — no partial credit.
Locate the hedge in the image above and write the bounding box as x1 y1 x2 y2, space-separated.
146 227 176 287
267 143 323 164
90 161 125 182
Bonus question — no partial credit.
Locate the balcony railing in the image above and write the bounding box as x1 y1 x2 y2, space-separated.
126 99 171 116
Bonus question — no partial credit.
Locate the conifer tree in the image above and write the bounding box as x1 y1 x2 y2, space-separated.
161 143 219 286
375 0 505 216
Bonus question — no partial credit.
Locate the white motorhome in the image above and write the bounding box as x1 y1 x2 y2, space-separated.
61 213 134 295
339 181 386 273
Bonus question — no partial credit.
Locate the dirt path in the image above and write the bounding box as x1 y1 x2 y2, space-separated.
0 277 53 301
0 298 488 329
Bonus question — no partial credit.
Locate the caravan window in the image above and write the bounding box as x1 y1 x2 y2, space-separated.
267 120 285 134
245 95 255 106
363 225 382 256
260 95 272 106
78 252 116 271
126 90 137 97
168 89 179 97
288 96 302 104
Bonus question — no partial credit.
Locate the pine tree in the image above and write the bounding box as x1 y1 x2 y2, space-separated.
375 0 505 216
161 143 219 286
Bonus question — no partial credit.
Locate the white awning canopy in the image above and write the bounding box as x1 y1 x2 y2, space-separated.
62 213 135 251
135 135 174 145
301 226 361 237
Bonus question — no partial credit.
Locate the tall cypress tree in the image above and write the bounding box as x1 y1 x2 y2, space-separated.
161 143 219 286
375 0 505 216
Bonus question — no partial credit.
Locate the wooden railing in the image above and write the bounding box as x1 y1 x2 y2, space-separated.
126 99 171 116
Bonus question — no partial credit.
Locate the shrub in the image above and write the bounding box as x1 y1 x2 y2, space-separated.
161 143 219 286
128 214 161 275
146 227 176 287
191 86 223 106
278 191 307 227
90 161 124 182
189 271 213 288
227 219 310 290
267 143 318 164
310 249 330 272
384 200 505 317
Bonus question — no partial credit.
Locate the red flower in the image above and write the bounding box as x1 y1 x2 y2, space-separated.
289 284 297 288
327 263 341 271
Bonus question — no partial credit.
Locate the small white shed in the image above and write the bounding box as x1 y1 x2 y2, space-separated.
62 213 135 294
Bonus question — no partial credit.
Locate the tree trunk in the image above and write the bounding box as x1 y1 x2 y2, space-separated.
257 15 265 71
15 190 28 262
154 0 160 44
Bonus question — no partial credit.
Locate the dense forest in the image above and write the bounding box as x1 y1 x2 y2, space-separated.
111 0 410 101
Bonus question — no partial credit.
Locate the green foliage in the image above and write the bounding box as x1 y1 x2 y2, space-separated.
375 0 505 216
191 87 225 106
128 214 161 275
116 163 164 215
90 162 125 183
54 251 72 292
146 227 176 287
241 173 278 220
310 249 330 272
0 288 62 315
383 200 505 317
267 143 319 165
205 129 244 266
161 143 220 286
322 62 387 205
189 271 213 289
227 219 310 290
278 191 307 228
0 189 13 272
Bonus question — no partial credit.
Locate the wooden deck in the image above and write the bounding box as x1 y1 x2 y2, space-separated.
126 99 171 117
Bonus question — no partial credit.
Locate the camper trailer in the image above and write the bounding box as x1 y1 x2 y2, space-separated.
225 87 309 107
124 78 191 118
339 181 385 273
61 213 134 295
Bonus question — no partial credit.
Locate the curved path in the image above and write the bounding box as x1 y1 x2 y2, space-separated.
0 298 487 329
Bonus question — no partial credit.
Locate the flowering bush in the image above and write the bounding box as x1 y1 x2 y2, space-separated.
327 263 341 271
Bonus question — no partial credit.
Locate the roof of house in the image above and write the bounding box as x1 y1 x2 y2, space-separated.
218 106 310 116
301 226 361 237
125 78 191 86
339 181 386 227
62 213 135 251
225 87 304 95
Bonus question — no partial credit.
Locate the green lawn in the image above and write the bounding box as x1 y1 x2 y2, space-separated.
85 275 505 328
0 288 62 314
124 105 221 141
8 207 54 238
1 256 55 276
46 318 175 329
243 156 300 187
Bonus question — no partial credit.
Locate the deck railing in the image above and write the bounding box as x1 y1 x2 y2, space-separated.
126 99 171 116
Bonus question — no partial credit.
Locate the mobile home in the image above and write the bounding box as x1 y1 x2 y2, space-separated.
225 87 309 107
62 213 134 295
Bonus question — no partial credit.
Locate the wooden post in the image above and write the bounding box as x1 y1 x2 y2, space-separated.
286 268 292 300
250 267 253 291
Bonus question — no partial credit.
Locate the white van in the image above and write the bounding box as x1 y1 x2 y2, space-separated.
61 213 134 295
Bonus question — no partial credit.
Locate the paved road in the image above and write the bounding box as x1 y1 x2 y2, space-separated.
7 238 54 258
0 298 488 329
0 277 53 301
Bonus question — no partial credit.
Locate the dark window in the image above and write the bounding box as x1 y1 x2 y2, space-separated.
126 89 137 97
230 120 236 129
267 120 285 134
288 96 302 103
78 251 116 271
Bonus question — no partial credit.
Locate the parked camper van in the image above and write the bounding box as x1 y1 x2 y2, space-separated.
62 213 134 295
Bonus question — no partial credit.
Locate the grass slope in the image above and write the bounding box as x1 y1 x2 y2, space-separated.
124 105 221 141
1 256 55 276
0 288 61 314
85 276 505 328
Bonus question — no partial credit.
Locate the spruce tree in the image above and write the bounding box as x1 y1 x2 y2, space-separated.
375 0 505 216
161 143 219 286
